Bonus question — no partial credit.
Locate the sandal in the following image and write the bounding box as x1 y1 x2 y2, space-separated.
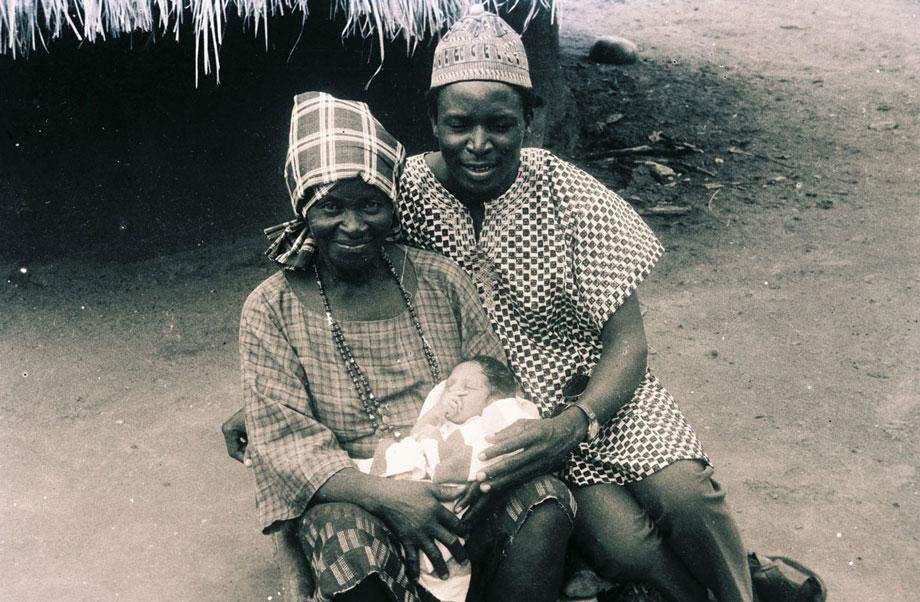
749 553 828 602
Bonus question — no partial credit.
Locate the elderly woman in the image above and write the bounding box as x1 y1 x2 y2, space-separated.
241 91 574 602
228 7 755 602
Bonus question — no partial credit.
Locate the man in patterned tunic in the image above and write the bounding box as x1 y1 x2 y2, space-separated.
392 6 754 601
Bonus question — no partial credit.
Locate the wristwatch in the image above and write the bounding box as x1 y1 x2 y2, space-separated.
566 403 600 442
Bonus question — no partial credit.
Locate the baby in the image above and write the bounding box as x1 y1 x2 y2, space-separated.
368 355 540 484
355 356 540 602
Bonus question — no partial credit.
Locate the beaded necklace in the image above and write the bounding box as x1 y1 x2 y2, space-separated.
313 249 442 440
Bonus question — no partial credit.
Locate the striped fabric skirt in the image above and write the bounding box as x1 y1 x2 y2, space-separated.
297 475 575 602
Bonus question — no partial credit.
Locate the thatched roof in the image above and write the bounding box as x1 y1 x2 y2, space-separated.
0 0 555 81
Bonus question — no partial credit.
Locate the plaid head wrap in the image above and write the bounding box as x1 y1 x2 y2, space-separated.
265 91 406 270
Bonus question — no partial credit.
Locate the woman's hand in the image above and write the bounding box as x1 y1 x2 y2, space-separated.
221 408 249 464
457 411 585 529
373 480 468 581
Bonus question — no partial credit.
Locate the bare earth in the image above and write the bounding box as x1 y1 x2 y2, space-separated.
2 0 918 600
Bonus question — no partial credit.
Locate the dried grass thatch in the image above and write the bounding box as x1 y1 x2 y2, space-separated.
0 0 555 81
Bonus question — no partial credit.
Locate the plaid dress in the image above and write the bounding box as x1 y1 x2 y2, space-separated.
242 247 506 532
396 149 708 487
242 246 576 601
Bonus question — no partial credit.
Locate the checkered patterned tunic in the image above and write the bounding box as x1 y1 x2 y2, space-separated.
242 247 506 531
396 149 708 487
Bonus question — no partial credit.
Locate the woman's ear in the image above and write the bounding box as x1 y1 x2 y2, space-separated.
430 115 439 138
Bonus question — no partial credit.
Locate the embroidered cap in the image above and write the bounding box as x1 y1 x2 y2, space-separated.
430 4 532 90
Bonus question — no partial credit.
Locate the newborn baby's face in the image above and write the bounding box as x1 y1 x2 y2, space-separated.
441 362 493 424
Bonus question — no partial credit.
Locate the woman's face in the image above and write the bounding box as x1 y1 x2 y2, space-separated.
431 81 527 203
307 178 394 272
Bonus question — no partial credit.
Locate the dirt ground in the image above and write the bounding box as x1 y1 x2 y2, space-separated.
2 0 918 600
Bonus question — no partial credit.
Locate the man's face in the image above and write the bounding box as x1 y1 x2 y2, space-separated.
431 81 526 203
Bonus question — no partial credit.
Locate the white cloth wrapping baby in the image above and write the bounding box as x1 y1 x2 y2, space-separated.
354 381 540 602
